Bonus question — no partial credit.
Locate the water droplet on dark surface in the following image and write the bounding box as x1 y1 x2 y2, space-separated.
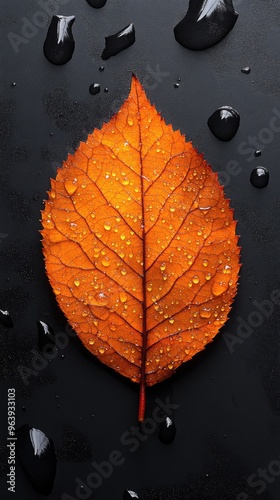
0 309 14 327
89 83 101 95
99 65 105 72
250 167 269 189
61 354 65 359
174 0 238 50
22 406 26 412
43 15 75 65
11 82 16 87
241 66 251 74
159 416 177 444
207 106 240 141
86 0 107 7
101 23 135 60
16 425 56 495
37 320 55 351
123 490 139 499
254 150 262 157
104 87 109 93
174 82 180 88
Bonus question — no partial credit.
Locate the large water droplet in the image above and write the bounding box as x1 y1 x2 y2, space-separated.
37 320 56 351
174 0 238 51
16 425 56 495
159 417 177 444
86 0 107 7
101 23 135 60
250 166 269 189
89 83 101 95
0 309 13 327
208 106 240 141
241 66 251 74
43 15 75 65
123 490 139 499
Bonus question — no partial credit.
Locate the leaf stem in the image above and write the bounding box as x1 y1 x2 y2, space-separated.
138 380 146 422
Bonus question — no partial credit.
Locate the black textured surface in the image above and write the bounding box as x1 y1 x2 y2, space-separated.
1 1 280 499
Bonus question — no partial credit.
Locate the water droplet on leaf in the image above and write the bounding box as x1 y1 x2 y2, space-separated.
212 281 228 296
120 292 128 303
101 258 110 267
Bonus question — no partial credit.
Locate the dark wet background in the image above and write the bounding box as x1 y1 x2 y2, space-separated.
1 1 280 499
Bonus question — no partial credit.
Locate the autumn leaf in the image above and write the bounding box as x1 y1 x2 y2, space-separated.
41 75 240 421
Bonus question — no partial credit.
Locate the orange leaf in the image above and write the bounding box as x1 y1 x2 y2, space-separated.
41 75 240 420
